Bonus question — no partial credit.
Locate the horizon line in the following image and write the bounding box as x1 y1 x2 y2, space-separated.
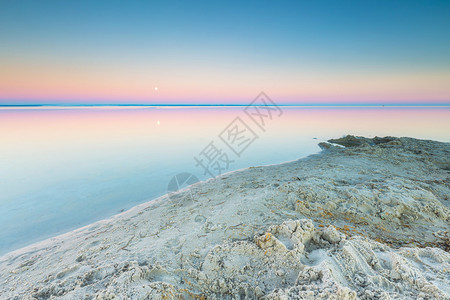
1 103 450 108
0 104 450 110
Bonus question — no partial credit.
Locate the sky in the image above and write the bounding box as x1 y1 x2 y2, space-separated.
0 0 449 105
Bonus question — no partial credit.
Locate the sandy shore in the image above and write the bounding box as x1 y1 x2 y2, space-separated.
0 136 449 299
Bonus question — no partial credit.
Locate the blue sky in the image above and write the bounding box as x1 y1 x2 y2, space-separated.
1 0 449 104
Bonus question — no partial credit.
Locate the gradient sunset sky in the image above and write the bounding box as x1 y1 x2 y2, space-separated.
1 0 449 105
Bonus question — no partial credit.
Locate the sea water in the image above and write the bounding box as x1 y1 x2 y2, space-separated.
0 106 449 255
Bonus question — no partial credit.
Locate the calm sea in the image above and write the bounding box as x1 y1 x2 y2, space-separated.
0 106 449 254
